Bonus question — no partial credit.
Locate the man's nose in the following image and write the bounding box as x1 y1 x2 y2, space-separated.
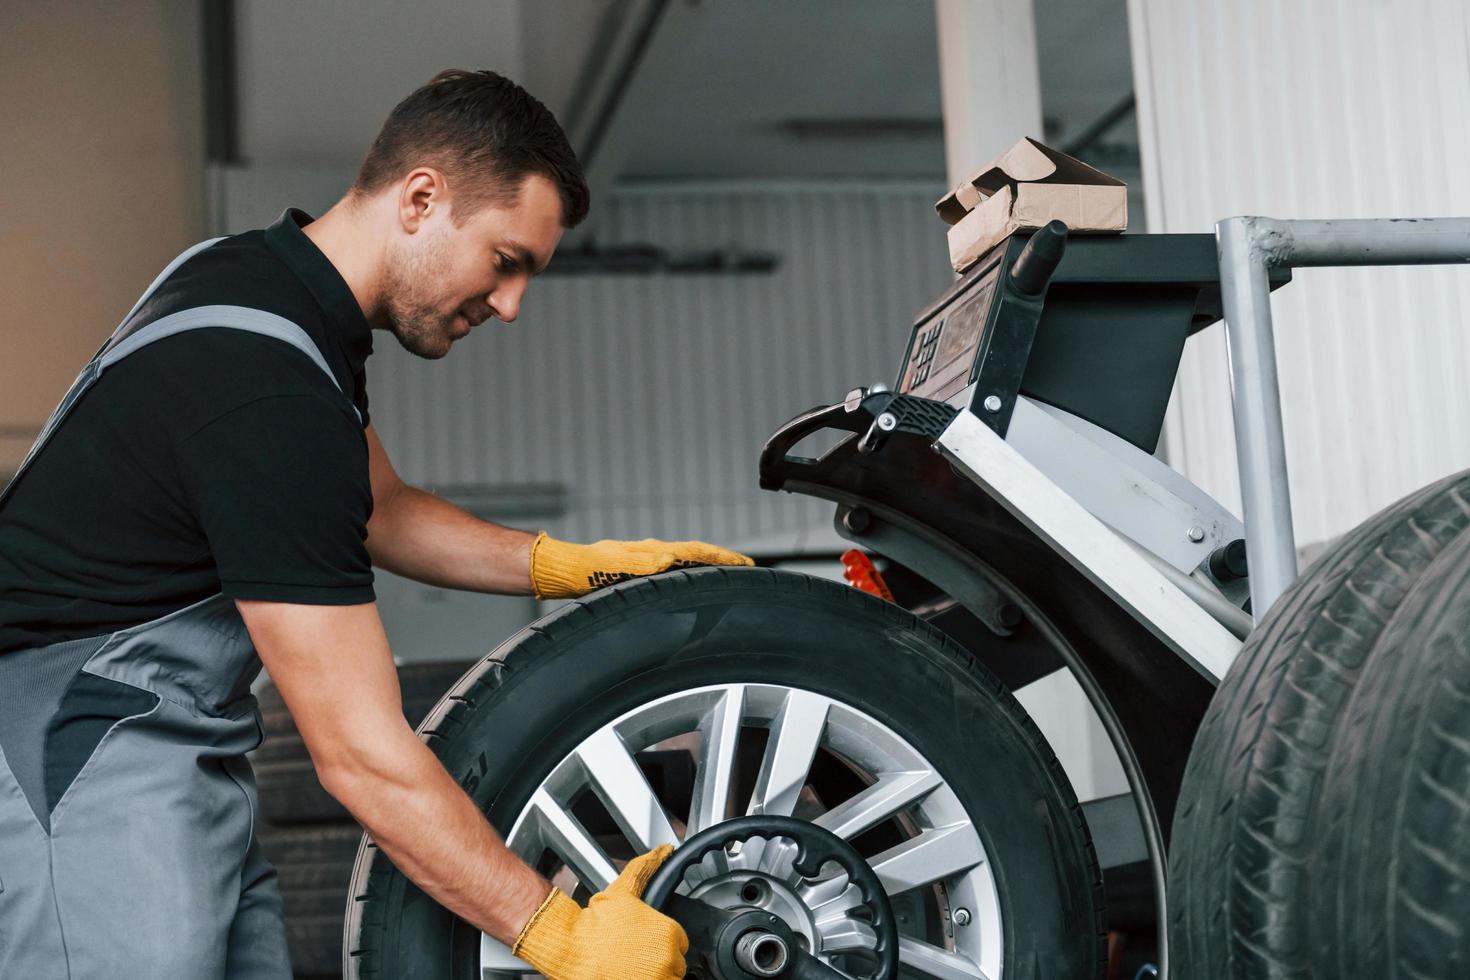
488 282 523 323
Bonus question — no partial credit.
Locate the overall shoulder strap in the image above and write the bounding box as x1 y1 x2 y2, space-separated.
97 305 360 423
1 238 359 509
2 238 229 506
88 237 228 363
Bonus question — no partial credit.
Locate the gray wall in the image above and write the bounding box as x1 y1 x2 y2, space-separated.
1129 0 1470 546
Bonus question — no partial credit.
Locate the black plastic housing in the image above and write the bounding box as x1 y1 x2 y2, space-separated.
898 232 1293 453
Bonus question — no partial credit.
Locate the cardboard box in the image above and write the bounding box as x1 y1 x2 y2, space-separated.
936 137 1127 273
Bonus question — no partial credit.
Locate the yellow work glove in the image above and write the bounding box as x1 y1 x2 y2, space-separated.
529 531 754 600
512 845 688 980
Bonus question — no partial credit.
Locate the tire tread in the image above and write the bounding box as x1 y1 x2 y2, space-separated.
1170 470 1470 978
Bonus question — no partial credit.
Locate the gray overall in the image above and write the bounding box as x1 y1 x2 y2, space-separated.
0 238 360 978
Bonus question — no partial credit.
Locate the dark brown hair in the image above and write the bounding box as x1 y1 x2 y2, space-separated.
351 69 589 228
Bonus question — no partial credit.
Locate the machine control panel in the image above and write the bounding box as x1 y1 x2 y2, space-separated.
898 254 1003 406
890 229 1292 451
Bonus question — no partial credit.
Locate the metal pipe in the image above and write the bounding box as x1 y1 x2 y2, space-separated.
557 0 673 246
1217 217 1299 620
1122 538 1253 641
567 0 670 171
1244 217 1470 267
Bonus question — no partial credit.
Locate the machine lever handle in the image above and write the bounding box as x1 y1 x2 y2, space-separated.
1010 220 1070 295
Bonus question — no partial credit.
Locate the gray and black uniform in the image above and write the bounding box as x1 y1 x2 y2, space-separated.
0 210 376 978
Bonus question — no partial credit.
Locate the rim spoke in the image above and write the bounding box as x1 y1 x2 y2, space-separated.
686 685 746 835
477 934 528 973
898 936 994 980
797 872 855 911
790 948 850 980
813 769 942 840
816 909 877 953
868 823 985 895
528 788 618 892
754 833 800 881
747 689 829 817
575 728 680 852
809 877 876 964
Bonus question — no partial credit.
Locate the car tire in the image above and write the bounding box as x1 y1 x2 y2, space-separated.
258 822 365 977
1168 469 1470 977
346 566 1106 979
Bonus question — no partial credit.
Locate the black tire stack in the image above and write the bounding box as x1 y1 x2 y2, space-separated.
1170 470 1470 978
252 660 474 980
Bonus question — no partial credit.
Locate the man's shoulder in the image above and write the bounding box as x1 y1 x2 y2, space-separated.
99 328 357 441
133 230 318 327
84 229 366 437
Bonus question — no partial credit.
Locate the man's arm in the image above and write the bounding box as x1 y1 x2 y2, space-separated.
362 424 754 598
237 598 549 944
363 424 537 593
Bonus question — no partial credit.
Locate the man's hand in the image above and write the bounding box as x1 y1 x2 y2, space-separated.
530 533 754 599
513 845 688 980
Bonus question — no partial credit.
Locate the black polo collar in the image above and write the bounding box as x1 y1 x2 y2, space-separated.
263 209 374 382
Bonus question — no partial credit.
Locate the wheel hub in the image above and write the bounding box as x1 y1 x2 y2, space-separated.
684 859 820 953
645 815 899 980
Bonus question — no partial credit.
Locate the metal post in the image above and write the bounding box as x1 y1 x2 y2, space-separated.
1216 215 1470 622
1217 217 1299 621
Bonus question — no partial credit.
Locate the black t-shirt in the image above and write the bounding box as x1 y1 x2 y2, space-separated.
0 209 377 655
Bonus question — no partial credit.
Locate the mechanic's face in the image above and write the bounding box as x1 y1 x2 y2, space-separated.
383 173 563 359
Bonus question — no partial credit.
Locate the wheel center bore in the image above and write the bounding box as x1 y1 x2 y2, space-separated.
644 815 900 980
734 930 790 976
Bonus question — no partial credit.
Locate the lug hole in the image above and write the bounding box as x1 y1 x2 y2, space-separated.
739 877 771 906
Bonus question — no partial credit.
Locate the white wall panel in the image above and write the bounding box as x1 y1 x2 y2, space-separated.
1128 0 1470 547
369 183 954 547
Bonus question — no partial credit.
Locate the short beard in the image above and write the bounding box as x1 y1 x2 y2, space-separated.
381 225 458 360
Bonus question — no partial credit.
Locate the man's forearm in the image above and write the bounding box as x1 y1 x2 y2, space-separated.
240 598 551 946
318 724 551 946
367 483 536 593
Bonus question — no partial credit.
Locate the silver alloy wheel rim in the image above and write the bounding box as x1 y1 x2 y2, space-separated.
479 683 1004 979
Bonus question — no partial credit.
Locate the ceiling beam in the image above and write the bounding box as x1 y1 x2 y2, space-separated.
560 0 710 241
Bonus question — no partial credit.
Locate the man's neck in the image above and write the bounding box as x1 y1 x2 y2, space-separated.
302 200 389 329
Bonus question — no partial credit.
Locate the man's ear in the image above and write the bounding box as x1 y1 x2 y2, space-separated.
397 168 445 232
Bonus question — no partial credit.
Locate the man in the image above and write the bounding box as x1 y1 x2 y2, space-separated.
0 69 746 978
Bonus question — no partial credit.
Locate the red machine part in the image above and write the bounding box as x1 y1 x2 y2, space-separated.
841 548 894 603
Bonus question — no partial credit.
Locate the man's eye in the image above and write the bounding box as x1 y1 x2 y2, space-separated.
497 254 518 273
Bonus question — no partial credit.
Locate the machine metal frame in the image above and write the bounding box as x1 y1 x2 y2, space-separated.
758 215 1470 975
